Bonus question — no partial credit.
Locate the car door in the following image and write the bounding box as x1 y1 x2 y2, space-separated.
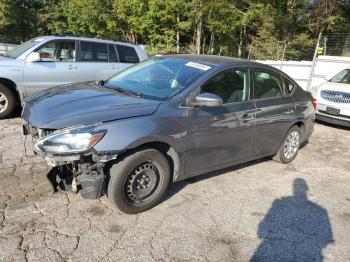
23 40 78 96
252 68 295 156
77 41 117 82
185 67 256 176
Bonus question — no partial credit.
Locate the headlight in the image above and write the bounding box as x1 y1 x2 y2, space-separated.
34 126 106 154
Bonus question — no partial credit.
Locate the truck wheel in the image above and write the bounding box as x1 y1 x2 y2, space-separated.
107 148 170 214
0 83 16 119
273 125 301 164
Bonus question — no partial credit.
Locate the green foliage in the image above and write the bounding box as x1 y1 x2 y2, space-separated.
0 0 350 59
62 0 115 37
0 0 42 42
38 0 68 35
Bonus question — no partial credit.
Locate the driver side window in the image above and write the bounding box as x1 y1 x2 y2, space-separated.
201 68 250 104
36 41 76 62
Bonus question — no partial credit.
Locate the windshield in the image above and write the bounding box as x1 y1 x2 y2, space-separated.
330 69 350 84
104 57 211 100
3 38 46 59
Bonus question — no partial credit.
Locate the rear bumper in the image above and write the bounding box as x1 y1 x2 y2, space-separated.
316 112 350 127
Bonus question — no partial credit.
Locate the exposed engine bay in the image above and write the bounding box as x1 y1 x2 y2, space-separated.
23 123 117 199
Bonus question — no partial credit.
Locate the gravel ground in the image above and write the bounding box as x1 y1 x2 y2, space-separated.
0 118 349 262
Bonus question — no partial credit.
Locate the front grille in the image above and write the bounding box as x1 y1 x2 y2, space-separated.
38 128 56 138
29 125 56 139
321 90 350 103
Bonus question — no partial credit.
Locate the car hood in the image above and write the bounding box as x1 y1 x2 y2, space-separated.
22 82 162 129
318 81 350 93
0 56 10 61
0 57 23 69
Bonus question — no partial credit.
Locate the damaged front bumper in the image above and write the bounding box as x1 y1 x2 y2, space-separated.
46 160 106 199
23 123 117 199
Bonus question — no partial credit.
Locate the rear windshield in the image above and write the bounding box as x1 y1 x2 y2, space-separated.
330 69 350 84
104 57 211 100
4 38 45 59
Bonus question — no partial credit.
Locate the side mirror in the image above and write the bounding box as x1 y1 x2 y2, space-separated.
193 92 223 107
26 52 42 63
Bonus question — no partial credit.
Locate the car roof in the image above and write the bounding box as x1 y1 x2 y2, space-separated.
161 54 279 70
38 35 141 47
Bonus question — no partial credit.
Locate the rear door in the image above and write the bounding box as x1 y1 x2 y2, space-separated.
23 40 78 96
78 41 119 82
252 68 295 156
185 67 256 175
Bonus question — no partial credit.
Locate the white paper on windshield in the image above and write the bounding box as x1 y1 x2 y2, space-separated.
185 62 211 71
171 79 179 88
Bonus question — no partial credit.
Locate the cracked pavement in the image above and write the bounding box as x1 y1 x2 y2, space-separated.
0 118 349 261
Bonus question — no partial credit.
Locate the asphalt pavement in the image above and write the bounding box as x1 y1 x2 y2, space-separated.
0 118 349 261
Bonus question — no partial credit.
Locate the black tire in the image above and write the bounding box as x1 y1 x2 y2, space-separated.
273 125 301 164
107 148 170 214
0 83 16 119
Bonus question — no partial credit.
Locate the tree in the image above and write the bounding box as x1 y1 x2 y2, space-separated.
0 0 42 43
62 0 116 38
112 0 148 43
37 0 68 35
1 0 350 59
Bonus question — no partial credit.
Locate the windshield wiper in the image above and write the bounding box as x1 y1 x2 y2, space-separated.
113 87 141 98
96 80 105 86
97 80 141 98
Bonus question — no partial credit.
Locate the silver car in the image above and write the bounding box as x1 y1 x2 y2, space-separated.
0 35 148 118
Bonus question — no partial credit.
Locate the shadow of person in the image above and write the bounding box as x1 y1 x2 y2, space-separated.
251 178 333 262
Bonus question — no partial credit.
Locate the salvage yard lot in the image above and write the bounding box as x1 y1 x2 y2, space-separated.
0 118 349 261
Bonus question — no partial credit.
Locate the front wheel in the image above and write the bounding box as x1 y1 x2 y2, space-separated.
273 126 301 164
0 83 16 119
107 148 170 214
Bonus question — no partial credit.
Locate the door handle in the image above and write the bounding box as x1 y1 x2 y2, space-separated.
112 65 119 70
283 109 294 115
242 114 254 122
68 64 78 70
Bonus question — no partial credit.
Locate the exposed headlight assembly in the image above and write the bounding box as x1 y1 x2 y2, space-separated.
34 125 106 155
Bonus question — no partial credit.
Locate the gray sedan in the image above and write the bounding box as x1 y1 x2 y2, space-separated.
22 55 315 213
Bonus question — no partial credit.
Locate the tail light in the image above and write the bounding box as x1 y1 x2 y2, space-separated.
311 99 317 109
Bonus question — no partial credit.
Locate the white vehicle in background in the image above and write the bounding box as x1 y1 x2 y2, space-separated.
316 68 350 127
0 35 148 119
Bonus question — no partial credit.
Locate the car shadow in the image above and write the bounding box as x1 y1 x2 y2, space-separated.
250 178 334 261
316 119 350 131
164 140 310 203
163 157 270 203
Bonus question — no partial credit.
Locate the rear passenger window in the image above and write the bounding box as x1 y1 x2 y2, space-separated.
253 70 284 99
116 45 139 63
80 42 108 62
285 78 295 94
108 44 118 62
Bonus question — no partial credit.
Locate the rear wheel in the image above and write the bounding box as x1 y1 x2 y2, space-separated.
273 126 301 164
0 83 16 119
107 148 170 214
